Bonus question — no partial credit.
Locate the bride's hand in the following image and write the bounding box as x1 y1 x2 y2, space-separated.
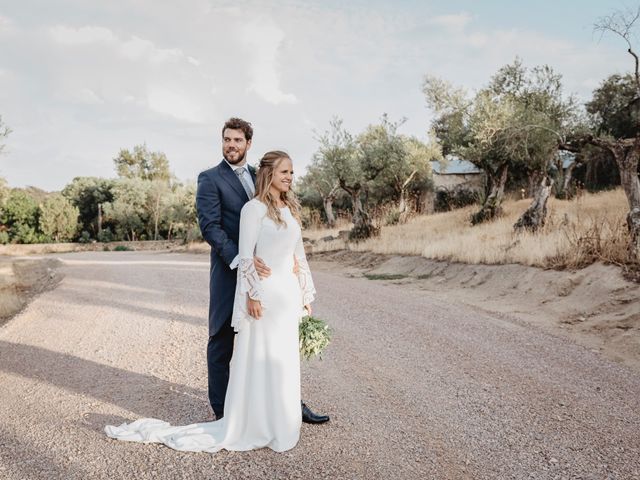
248 297 263 319
303 304 312 316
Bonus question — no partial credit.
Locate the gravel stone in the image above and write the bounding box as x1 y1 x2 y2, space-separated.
0 251 638 479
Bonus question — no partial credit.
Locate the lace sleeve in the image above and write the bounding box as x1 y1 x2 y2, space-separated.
237 258 262 301
295 235 316 306
231 200 265 332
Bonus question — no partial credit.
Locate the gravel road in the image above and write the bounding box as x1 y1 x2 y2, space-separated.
0 251 638 479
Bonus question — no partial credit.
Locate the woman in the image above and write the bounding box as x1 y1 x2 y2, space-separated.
105 151 315 453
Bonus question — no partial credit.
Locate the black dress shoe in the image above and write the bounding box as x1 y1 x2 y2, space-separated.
301 402 330 424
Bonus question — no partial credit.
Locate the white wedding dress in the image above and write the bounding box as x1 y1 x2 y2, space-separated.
105 199 316 453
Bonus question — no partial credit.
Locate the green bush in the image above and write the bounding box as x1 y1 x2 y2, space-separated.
434 188 480 212
384 210 401 226
78 231 92 243
97 227 114 243
11 223 40 244
113 245 132 251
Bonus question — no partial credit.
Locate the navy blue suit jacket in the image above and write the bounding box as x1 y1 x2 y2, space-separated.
196 160 256 336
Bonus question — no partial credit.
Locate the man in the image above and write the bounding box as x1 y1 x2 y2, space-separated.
196 117 329 424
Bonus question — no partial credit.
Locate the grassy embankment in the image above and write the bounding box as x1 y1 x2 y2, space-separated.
305 188 630 269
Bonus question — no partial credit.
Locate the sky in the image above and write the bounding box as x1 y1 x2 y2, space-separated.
0 0 633 191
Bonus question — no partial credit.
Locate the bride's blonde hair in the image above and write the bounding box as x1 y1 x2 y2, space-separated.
255 150 301 227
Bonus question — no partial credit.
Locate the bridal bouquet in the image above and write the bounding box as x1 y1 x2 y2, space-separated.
299 314 332 361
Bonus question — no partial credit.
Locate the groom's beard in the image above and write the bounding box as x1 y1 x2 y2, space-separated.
224 147 247 165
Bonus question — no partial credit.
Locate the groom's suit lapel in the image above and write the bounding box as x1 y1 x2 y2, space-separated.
218 160 250 201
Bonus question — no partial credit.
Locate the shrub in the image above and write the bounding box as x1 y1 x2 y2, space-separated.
78 231 92 243
348 221 380 241
97 228 114 243
434 187 480 212
384 210 401 226
11 223 39 244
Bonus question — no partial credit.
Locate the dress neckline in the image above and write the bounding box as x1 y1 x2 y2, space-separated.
253 199 288 210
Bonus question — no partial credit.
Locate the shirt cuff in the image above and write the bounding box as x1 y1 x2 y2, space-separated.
229 255 239 270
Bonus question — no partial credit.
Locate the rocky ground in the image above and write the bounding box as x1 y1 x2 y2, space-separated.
0 250 638 479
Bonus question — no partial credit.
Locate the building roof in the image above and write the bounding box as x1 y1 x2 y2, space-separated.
431 155 482 175
548 151 578 171
559 151 577 169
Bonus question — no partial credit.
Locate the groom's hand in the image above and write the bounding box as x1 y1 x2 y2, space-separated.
254 256 271 279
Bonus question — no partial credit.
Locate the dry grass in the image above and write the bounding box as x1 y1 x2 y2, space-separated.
303 218 353 242
180 190 631 268
347 189 630 268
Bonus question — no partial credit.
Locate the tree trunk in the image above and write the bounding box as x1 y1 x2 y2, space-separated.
526 170 541 198
589 136 640 261
618 146 640 260
398 190 408 215
514 175 552 232
559 161 577 199
471 163 509 225
350 190 363 226
97 204 103 235
322 197 336 228
320 184 339 228
397 170 417 223
154 195 160 241
339 180 378 241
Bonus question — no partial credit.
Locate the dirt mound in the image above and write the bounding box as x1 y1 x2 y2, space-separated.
312 251 640 372
0 256 62 324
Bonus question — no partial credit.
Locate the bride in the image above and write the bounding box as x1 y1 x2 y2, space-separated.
105 150 316 453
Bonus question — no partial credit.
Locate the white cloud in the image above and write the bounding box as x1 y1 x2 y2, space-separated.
147 86 205 123
0 13 13 27
0 1 630 191
242 18 297 105
72 88 104 105
467 33 488 48
430 13 473 31
120 35 184 63
50 25 115 45
50 25 185 64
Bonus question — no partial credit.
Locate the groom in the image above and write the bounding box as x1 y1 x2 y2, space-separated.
196 117 329 424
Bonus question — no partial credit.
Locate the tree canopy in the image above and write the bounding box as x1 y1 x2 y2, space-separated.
114 144 172 182
423 58 577 224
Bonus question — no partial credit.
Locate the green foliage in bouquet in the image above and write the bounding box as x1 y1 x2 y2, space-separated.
299 315 332 361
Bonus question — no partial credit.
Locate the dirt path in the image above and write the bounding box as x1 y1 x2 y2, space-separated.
0 251 639 479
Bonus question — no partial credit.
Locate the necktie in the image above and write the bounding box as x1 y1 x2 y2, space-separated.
235 168 255 198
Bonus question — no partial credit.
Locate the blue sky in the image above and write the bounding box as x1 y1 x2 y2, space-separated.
0 0 632 190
